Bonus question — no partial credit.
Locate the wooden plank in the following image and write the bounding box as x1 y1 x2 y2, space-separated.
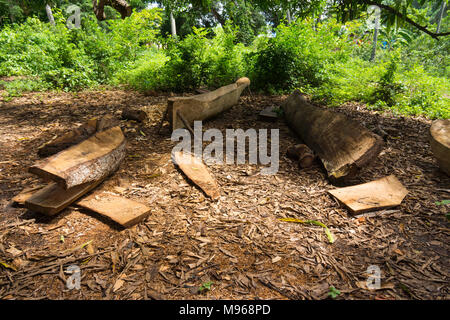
77 193 151 228
430 119 450 176
173 151 220 200
29 126 126 189
25 179 105 216
282 90 383 180
328 175 408 214
11 186 44 206
258 107 278 121
168 77 250 131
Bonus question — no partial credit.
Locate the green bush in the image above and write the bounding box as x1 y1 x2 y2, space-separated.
248 19 351 93
0 10 447 120
118 24 249 92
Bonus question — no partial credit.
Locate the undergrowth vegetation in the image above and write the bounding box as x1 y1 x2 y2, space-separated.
0 8 448 119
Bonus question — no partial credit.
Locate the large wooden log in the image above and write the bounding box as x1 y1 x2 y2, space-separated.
29 126 126 189
430 119 450 176
167 77 250 131
282 90 383 180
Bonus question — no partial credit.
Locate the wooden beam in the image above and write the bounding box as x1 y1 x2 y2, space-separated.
282 90 383 180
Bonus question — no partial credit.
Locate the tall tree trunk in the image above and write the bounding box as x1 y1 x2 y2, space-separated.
7 0 16 23
370 24 378 61
170 11 177 36
436 1 446 33
211 6 225 26
286 9 292 24
45 4 55 25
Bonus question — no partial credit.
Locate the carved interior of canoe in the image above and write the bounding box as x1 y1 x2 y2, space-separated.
282 90 384 181
168 77 250 131
29 126 127 189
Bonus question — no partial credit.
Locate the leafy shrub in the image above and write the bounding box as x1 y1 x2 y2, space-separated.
113 49 168 90
370 53 404 106
248 19 351 93
119 24 249 92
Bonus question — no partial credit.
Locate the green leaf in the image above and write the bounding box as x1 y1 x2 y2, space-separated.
328 286 340 299
279 218 335 244
198 281 213 292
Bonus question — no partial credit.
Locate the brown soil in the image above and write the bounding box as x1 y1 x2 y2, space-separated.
0 89 448 300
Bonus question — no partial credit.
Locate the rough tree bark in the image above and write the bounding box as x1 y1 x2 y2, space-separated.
30 126 126 189
92 0 132 21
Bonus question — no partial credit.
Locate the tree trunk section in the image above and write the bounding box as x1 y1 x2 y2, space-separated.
93 0 131 21
30 126 126 189
282 90 383 180
370 24 378 61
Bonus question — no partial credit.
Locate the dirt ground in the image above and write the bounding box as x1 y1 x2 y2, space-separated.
0 88 448 300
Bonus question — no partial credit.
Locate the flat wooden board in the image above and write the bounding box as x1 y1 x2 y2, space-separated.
11 186 44 206
29 126 126 189
77 193 151 228
25 179 104 216
173 151 220 200
328 175 408 214
430 119 450 176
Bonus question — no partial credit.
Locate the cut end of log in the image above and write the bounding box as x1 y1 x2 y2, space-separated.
430 119 450 176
